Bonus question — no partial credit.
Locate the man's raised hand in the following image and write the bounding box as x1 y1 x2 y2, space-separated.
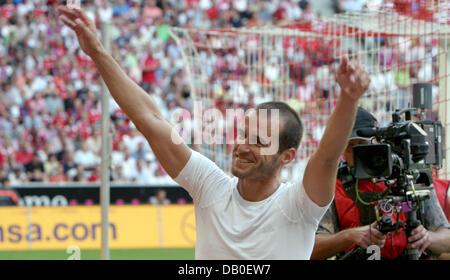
57 6 104 58
337 56 371 101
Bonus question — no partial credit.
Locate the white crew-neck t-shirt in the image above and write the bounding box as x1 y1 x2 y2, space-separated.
174 150 331 260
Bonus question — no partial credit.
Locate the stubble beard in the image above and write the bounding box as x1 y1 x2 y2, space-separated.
231 155 280 180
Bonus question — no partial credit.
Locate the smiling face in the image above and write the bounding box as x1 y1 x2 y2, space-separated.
231 110 284 180
231 102 302 180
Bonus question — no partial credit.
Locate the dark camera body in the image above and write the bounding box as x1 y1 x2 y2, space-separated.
352 113 443 185
353 83 445 182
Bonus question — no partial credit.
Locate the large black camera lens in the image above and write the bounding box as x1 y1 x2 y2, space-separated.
353 144 392 179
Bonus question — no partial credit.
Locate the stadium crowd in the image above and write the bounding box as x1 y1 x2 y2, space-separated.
0 0 440 186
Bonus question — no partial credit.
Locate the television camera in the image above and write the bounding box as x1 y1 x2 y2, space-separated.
339 83 445 260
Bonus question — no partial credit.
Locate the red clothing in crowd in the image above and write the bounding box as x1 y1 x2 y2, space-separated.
141 56 159 84
43 56 56 71
143 5 162 19
14 150 34 165
185 0 199 9
50 174 67 182
273 6 286 21
1 4 16 20
88 172 99 182
76 53 96 69
34 8 45 17
88 109 101 124
206 6 219 20
76 120 92 140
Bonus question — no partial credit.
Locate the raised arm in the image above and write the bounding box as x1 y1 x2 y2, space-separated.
57 6 191 178
303 57 370 206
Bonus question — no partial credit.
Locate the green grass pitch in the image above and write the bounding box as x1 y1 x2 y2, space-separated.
0 248 195 260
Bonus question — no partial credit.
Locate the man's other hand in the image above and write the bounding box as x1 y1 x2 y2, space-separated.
57 6 104 58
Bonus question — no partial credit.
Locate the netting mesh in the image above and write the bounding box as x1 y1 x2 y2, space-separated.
170 1 450 180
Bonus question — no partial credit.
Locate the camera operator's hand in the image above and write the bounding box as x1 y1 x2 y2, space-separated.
347 221 386 249
407 225 431 257
337 56 370 101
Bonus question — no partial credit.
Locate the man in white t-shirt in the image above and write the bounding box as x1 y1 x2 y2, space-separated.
58 6 371 259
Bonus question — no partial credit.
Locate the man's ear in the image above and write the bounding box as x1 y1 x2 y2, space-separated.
280 148 296 165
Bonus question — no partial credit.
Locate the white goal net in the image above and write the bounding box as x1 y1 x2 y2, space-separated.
170 0 450 180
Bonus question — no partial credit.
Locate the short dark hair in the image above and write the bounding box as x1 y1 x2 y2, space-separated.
255 101 303 153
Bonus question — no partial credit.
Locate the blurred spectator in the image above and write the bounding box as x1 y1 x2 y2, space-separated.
86 126 102 155
140 51 159 92
44 154 60 177
8 168 26 185
88 165 101 182
111 139 126 168
45 90 64 115
97 0 113 23
336 0 367 12
63 151 77 175
25 153 44 176
29 168 45 182
50 164 67 182
149 189 170 205
112 165 127 182
1 0 16 21
132 141 150 161
134 159 153 183
46 125 65 158
113 0 131 16
121 148 137 181
74 142 100 169
14 141 34 167
72 164 88 182
123 128 146 154
143 0 162 19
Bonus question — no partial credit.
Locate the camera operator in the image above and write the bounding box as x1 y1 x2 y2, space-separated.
311 107 450 260
433 178 450 260
433 179 450 223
